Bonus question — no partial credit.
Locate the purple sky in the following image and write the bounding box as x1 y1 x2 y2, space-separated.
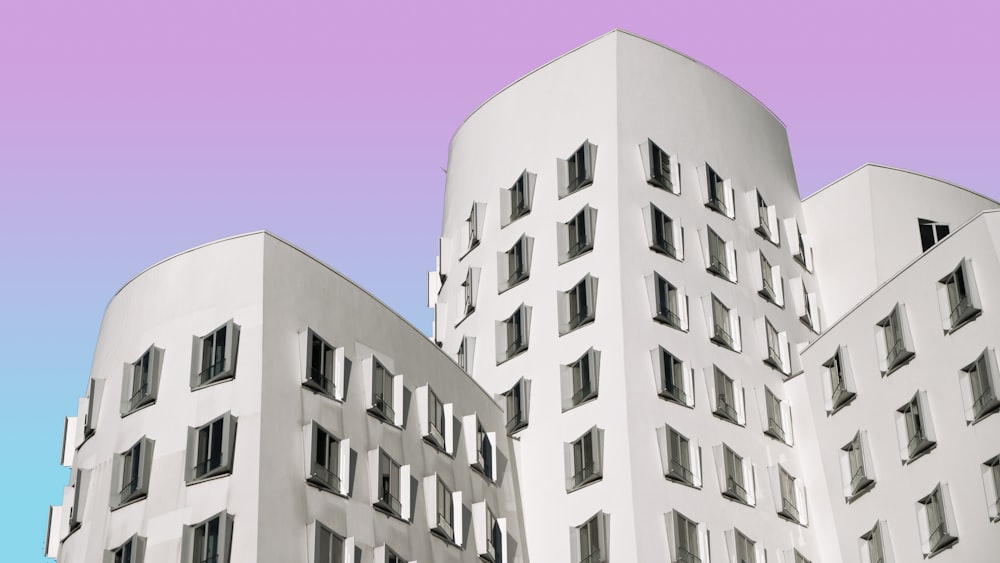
2 1 998 559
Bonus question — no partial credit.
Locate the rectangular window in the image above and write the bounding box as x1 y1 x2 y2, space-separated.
503 236 530 289
654 274 683 329
113 437 154 508
499 305 530 361
984 456 1000 522
842 432 875 499
962 349 1000 421
185 512 232 563
778 467 800 523
939 259 981 330
645 139 675 192
793 224 811 270
484 507 500 562
563 206 597 262
192 320 239 389
674 512 700 563
503 378 530 434
714 368 740 424
475 420 493 477
122 346 161 415
383 546 405 563
561 140 597 197
825 348 856 413
918 218 950 251
575 513 608 563
83 379 100 439
427 387 447 449
652 207 678 258
314 522 344 563
861 522 887 563
705 164 729 216
462 268 479 317
109 534 146 563
759 252 776 303
756 192 771 241
735 529 756 563
707 227 732 280
918 484 958 555
186 412 237 483
567 348 599 408
370 358 396 423
467 204 481 251
305 332 336 397
308 423 341 493
711 296 737 350
800 284 817 331
375 450 402 517
764 319 783 370
433 476 455 541
561 275 597 334
507 171 533 223
723 445 748 503
666 427 694 486
764 387 786 443
659 348 688 405
567 427 603 491
897 392 936 462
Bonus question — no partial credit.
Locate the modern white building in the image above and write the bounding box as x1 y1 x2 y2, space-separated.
49 30 1000 563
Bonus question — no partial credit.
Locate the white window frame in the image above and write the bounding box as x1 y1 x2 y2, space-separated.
937 258 982 332
375 544 410 563
110 436 154 509
497 236 533 292
415 384 452 453
771 465 807 525
182 511 233 563
559 205 598 263
708 367 746 426
459 267 481 321
501 170 535 227
472 501 505 563
726 528 765 563
565 426 604 492
788 277 819 332
495 304 530 364
752 189 780 245
760 386 793 445
708 295 741 352
657 424 702 488
463 414 497 481
121 345 163 416
571 512 609 563
665 510 709 563
68 468 86 533
185 411 238 484
559 274 598 335
301 329 345 400
640 138 681 194
643 204 684 259
369 448 410 520
702 163 735 219
83 378 104 440
558 140 597 198
822 346 857 414
561 348 600 411
305 421 348 496
859 520 894 563
457 336 475 373
916 483 959 556
503 377 530 435
424 474 461 544
959 348 1000 423
366 357 404 426
705 226 737 282
308 520 349 563
716 444 755 506
840 431 876 501
647 272 688 331
651 346 694 408
191 319 240 389
106 534 146 563
895 390 937 463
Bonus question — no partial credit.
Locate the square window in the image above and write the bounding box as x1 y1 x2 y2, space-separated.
112 437 154 508
121 346 162 416
560 275 598 334
573 512 609 563
109 534 146 563
184 511 233 563
375 449 403 517
939 259 982 331
560 140 597 197
561 206 598 263
503 378 530 435
896 391 936 463
917 484 958 556
304 331 338 398
307 423 341 493
313 522 344 563
186 412 237 483
566 427 603 491
191 320 239 389
841 431 875 500
562 348 600 410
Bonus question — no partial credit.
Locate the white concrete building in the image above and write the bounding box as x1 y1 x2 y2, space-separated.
49 30 1000 563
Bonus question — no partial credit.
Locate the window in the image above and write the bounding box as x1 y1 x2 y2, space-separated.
379 545 407 563
109 534 146 563
876 304 914 374
642 138 678 193
424 386 448 450
763 387 788 443
670 511 702 563
466 203 483 252
474 419 494 479
860 521 890 563
917 484 958 556
560 140 597 197
800 283 818 331
83 378 102 439
191 320 239 389
764 319 784 371
368 358 398 424
312 522 344 563
658 424 700 487
707 227 736 281
823 347 856 413
719 444 754 505
566 427 603 491
503 378 530 434
561 348 600 410
184 511 233 563
651 273 687 330
792 223 812 271
755 191 779 244
457 338 468 372
712 367 743 425
757 252 780 305
960 349 1000 422
573 512 609 563
430 476 456 541
303 330 339 398
499 236 532 291
484 506 501 562
112 437 154 509
497 304 530 363
68 469 86 532
560 274 597 334
896 391 936 463
654 346 691 407
776 466 802 523
374 449 403 517
704 164 732 217
461 268 481 318
186 412 237 483
919 218 950 251
983 455 1000 522
502 170 534 226
789 550 810 563
651 206 680 258
710 295 740 351
728 528 762 563
121 346 162 415
560 205 598 263
841 432 875 500
307 423 341 493
939 258 981 331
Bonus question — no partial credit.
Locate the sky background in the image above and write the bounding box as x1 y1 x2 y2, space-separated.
2 1 998 560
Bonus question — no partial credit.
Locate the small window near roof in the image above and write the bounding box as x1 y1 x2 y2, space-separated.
918 218 950 251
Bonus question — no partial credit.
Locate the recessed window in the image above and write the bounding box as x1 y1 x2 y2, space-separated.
472 418 495 480
83 379 102 440
669 511 704 563
374 449 403 518
763 386 791 444
706 227 737 282
466 203 483 252
503 378 530 435
757 252 782 306
917 483 959 556
566 426 603 491
791 222 813 271
918 218 950 251
654 346 691 407
457 336 474 373
303 330 340 399
572 512 609 563
776 466 804 524
719 444 754 505
938 258 982 331
733 529 759 563
799 282 819 332
475 504 502 563
108 534 146 563
368 358 400 425
791 549 811 563
430 476 456 542
960 349 1000 422
560 275 598 334
191 320 240 389
559 140 597 198
461 268 481 319
755 190 779 245
121 345 162 416
560 205 598 263
185 411 237 483
561 348 600 411
112 437 154 509
184 511 233 563
502 171 535 226
659 424 700 487
762 318 790 375
710 295 741 352
876 304 915 374
841 431 875 500
68 469 86 532
650 273 687 330
497 304 530 363
424 386 449 451
982 455 1000 522
378 544 407 563
712 367 743 425
307 422 342 494
860 521 890 563
312 521 345 563
896 391 936 463
499 236 532 292
641 138 679 193
648 205 682 259
823 346 857 414
704 164 733 218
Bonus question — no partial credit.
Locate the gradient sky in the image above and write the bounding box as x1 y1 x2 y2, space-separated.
2 1 998 560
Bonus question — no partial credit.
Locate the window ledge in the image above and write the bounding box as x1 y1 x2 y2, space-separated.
566 475 603 494
826 393 857 416
664 474 700 490
458 240 480 262
498 275 529 295
305 479 350 499
110 494 147 512
301 382 341 401
845 481 876 504
366 408 401 428
881 352 915 377
559 246 594 265
191 374 236 392
455 308 475 328
560 316 596 336
946 309 982 335
970 403 1000 425
120 401 156 419
185 471 232 487
496 347 528 366
927 536 959 558
903 442 937 465
372 503 410 523
563 393 599 413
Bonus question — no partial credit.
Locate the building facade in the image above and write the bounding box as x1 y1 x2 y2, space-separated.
49 30 1000 563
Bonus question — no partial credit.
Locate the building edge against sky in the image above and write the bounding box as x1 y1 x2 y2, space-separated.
50 29 1000 563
